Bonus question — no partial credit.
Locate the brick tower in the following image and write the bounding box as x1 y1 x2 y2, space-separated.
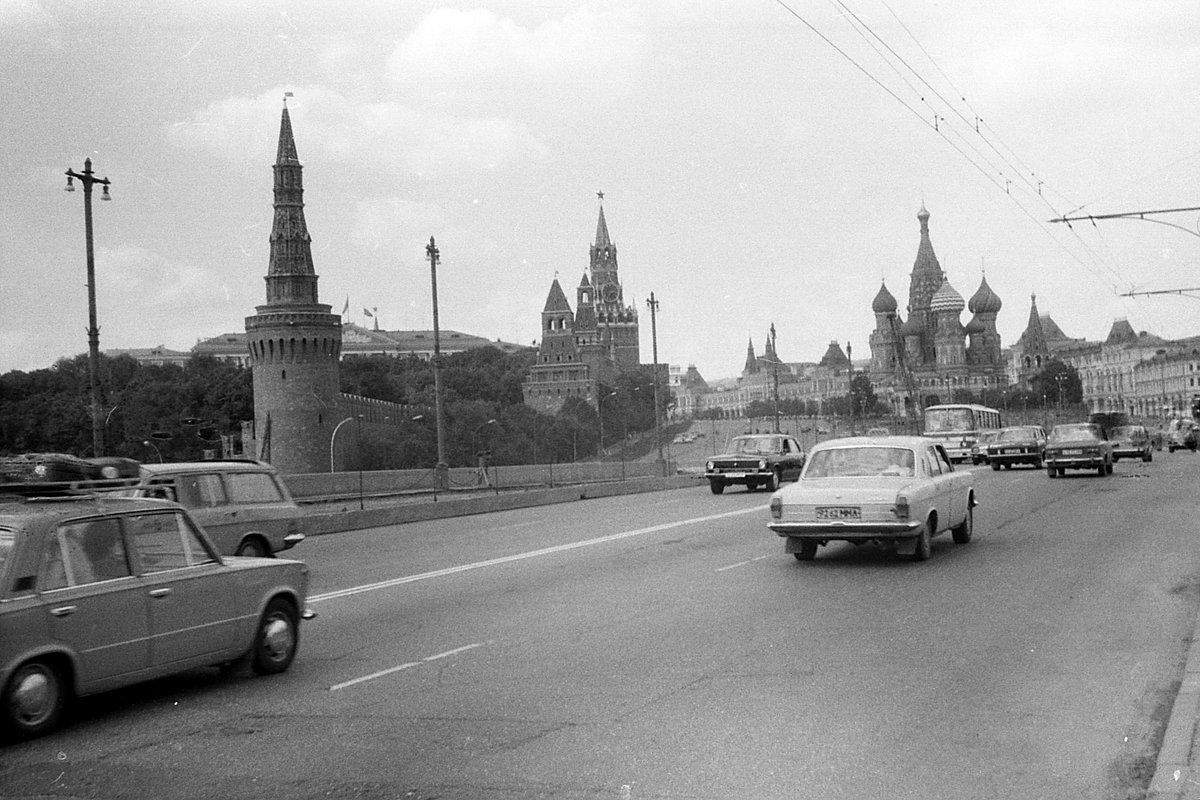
245 100 342 474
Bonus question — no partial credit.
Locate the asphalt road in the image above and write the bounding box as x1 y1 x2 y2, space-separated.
2 450 1199 800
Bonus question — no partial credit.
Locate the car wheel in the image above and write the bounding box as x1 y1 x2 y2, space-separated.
1145 450 1153 463
764 470 780 492
912 520 933 562
1033 458 1043 470
251 598 299 675
2 660 67 740
1106 460 1114 475
1047 465 1057 478
708 480 725 495
991 462 1000 471
236 538 270 558
793 541 818 561
1097 463 1106 477
951 504 973 544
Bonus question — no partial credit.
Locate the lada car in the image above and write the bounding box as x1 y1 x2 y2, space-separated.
985 425 1047 470
705 434 805 494
1045 423 1113 477
0 453 140 485
0 491 313 740
767 436 976 562
115 460 305 557
1166 419 1198 452
1109 425 1153 462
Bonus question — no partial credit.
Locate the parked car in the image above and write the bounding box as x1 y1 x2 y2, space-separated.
0 491 313 740
0 453 140 488
114 460 305 557
970 430 1000 465
1045 423 1113 477
1165 419 1198 452
767 436 976 562
1109 425 1153 462
705 434 806 494
985 425 1047 470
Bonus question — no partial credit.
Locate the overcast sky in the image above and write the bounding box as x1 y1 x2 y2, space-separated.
3 0 1198 382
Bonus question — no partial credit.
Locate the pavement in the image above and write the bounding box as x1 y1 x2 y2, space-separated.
1148 614 1200 798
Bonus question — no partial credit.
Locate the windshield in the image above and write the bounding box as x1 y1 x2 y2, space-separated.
1050 424 1102 443
1110 426 1139 439
998 428 1036 442
924 408 975 433
804 447 915 478
0 528 13 574
733 437 780 455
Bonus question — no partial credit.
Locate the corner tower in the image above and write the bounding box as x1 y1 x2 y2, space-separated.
245 100 342 474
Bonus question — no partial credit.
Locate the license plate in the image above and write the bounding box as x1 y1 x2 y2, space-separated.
724 472 746 478
816 506 861 520
1002 448 1014 454
1063 449 1082 455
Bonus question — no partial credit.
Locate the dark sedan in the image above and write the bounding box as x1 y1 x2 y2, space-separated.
1110 425 1153 463
985 426 1047 470
1045 423 1113 477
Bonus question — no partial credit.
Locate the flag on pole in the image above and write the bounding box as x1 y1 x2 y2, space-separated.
342 296 349 316
363 308 373 317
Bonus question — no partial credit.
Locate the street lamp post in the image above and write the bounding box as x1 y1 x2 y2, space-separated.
141 440 163 463
426 237 449 489
65 159 112 457
647 292 665 475
330 417 355 472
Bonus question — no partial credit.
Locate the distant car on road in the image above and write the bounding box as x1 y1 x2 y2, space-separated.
1109 425 1153 463
767 435 976 562
970 430 1000 465
114 460 306 557
0 492 313 740
1045 423 1113 477
705 434 806 494
1165 419 1198 452
985 425 1047 470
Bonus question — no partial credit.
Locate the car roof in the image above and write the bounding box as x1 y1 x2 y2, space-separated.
138 459 274 475
810 435 932 450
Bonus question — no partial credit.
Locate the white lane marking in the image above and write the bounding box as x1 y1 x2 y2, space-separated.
329 642 487 691
715 555 770 572
310 505 764 603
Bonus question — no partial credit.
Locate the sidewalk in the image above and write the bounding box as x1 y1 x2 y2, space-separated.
1147 614 1200 799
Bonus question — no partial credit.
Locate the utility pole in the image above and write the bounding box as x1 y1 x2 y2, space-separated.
426 237 449 489
65 159 112 457
846 341 854 434
770 324 781 433
647 292 665 475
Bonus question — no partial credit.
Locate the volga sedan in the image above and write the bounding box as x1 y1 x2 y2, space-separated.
1045 423 1113 477
768 436 976 562
0 492 314 740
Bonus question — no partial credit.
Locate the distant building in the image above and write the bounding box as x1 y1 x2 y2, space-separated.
522 198 644 414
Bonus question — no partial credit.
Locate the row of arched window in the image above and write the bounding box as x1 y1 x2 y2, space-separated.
250 335 341 363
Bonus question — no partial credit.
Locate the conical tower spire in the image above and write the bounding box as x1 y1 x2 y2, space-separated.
595 196 611 248
264 101 320 304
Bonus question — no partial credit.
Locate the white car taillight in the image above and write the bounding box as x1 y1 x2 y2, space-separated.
894 494 910 520
770 496 782 520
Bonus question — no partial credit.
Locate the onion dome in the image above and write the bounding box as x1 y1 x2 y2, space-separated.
929 278 965 314
964 315 986 335
968 276 1002 314
871 281 898 314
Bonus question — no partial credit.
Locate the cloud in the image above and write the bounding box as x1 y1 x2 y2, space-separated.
386 6 648 102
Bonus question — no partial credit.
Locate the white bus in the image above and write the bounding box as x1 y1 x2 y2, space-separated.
922 403 1002 462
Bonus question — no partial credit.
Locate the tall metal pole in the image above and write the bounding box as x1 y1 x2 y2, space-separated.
647 293 665 475
770 323 780 433
426 237 449 489
65 158 111 457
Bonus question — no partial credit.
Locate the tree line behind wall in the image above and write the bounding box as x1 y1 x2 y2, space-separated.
0 348 667 470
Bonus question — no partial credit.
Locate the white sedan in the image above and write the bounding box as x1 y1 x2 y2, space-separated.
768 436 977 562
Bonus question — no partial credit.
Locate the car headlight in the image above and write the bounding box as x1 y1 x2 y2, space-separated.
758 459 766 470
706 460 714 471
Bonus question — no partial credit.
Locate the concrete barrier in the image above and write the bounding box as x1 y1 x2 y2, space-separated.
298 474 704 535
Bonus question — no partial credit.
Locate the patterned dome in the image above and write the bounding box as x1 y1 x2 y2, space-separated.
964 315 986 334
871 281 897 313
968 276 1002 314
929 278 965 313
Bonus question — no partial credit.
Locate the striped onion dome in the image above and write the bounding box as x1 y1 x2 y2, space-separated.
929 278 965 313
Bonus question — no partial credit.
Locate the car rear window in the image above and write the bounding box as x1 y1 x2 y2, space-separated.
224 472 285 504
804 447 915 478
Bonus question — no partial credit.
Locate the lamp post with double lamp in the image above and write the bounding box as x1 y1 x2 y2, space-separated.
65 159 112 457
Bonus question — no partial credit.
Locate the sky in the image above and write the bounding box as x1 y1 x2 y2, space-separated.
3 0 1199 383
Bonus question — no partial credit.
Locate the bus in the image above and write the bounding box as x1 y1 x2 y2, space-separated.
922 403 1002 462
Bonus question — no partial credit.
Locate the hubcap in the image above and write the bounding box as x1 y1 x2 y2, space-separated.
12 668 52 724
261 616 294 662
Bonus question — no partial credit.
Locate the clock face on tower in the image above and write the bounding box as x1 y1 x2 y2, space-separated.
603 283 619 303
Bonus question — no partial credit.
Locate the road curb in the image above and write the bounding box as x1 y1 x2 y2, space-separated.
1147 615 1200 799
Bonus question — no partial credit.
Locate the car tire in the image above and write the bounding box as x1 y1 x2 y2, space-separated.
1097 464 1106 477
912 520 933 562
793 541 818 561
708 480 725 495
2 659 67 741
951 504 973 544
991 462 1000 471
251 598 299 675
1106 460 1114 475
1047 465 1057 478
764 470 780 492
236 538 270 558
1033 458 1043 469
1144 450 1153 463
